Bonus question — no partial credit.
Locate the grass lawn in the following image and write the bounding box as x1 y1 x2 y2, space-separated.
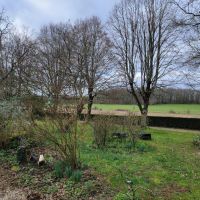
92 104 200 115
79 126 200 199
1 124 200 199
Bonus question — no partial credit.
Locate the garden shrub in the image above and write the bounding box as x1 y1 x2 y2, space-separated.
92 116 114 148
124 113 141 147
33 113 79 169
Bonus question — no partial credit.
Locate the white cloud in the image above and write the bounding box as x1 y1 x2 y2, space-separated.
0 0 121 32
25 0 51 12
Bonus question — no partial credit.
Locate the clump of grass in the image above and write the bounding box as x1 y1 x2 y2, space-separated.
54 160 66 178
71 170 82 182
64 165 73 178
193 135 200 149
169 110 176 114
54 160 82 182
136 142 155 153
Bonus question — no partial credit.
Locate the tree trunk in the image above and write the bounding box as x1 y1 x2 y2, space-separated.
77 98 84 120
141 110 148 128
87 88 95 120
87 97 93 120
52 95 59 114
141 100 149 128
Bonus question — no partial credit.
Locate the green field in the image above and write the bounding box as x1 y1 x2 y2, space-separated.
92 104 200 115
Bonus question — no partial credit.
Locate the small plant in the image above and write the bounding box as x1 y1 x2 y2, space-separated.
54 160 66 178
193 135 200 149
83 180 96 193
54 160 82 181
136 142 155 153
114 192 129 200
45 185 58 194
64 165 73 178
71 170 82 182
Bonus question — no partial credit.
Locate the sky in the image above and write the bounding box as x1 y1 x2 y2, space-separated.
0 0 121 32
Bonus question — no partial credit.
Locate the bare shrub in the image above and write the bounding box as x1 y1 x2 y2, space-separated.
124 113 141 146
92 116 114 148
32 113 79 169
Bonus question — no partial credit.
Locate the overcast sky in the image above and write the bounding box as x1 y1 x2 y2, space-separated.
0 0 121 32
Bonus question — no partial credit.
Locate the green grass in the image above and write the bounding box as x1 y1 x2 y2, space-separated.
92 104 200 115
79 125 200 199
1 122 200 199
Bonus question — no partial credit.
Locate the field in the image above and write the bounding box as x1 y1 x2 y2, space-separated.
92 104 200 116
1 125 200 199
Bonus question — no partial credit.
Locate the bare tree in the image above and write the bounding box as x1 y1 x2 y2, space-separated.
56 23 87 117
8 32 36 97
173 0 200 27
0 24 36 99
74 17 113 118
34 24 73 111
173 0 200 90
0 9 12 85
109 0 178 125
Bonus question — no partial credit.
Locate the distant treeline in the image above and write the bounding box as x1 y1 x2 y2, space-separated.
94 88 200 104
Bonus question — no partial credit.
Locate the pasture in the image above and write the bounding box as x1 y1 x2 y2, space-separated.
92 104 200 116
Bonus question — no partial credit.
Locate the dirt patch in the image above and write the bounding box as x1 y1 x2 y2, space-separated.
0 146 114 200
159 183 190 199
0 165 26 200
